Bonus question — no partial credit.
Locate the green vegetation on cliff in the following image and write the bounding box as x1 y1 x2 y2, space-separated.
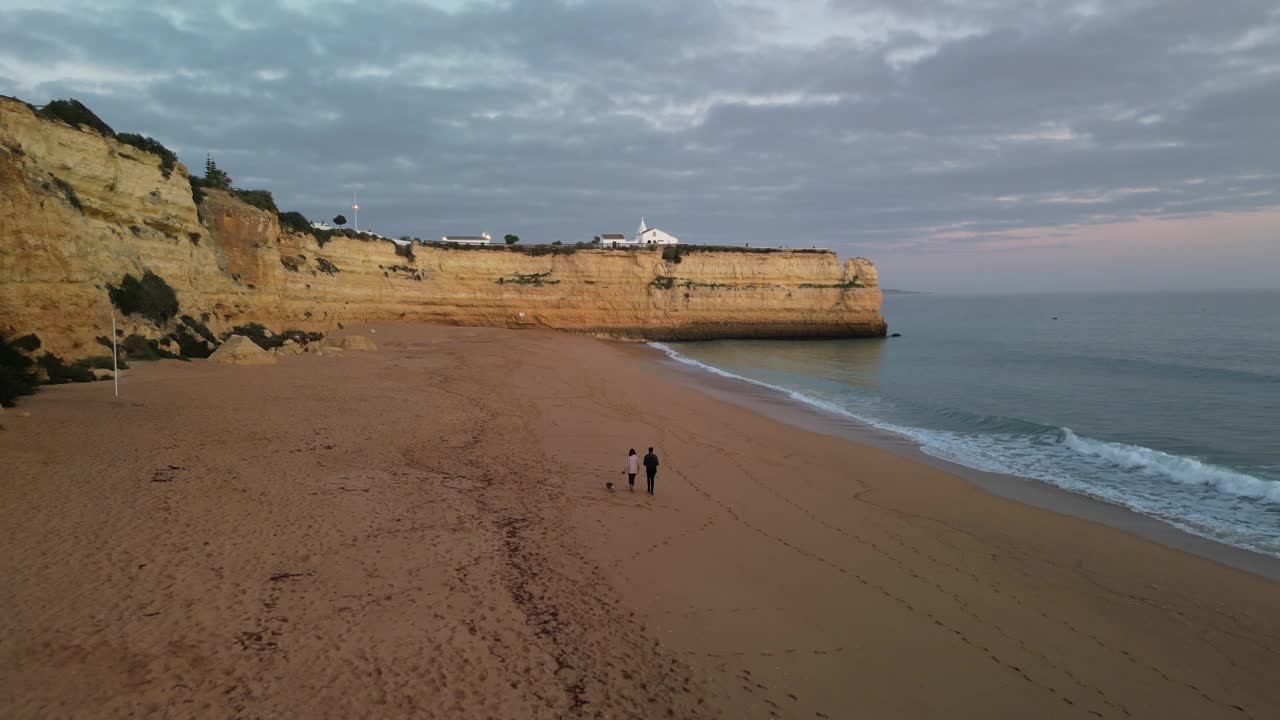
231 188 277 212
116 134 178 178
496 272 559 286
121 334 184 361
48 175 83 213
38 99 114 136
663 245 833 264
278 211 312 233
1 333 40 406
219 323 321 350
37 352 95 383
203 157 232 190
108 271 179 326
799 279 865 289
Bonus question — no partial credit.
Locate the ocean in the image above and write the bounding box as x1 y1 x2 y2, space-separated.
654 290 1280 559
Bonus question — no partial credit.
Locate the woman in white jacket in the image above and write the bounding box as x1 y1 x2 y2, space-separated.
622 448 640 491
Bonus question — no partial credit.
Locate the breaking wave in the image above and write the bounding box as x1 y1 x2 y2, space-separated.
651 342 1280 556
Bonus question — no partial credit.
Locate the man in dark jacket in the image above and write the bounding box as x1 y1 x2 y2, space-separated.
642 447 659 495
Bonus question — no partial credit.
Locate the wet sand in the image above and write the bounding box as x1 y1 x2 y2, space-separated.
2 325 1278 718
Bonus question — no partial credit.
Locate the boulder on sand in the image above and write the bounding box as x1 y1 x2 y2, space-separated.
340 335 377 352
323 334 377 351
273 339 304 356
208 335 277 365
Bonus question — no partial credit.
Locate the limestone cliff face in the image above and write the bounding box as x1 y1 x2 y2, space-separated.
1 96 885 359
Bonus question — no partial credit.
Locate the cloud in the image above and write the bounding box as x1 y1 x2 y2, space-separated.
1 0 1277 290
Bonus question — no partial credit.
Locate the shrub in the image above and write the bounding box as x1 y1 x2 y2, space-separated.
108 271 180 325
220 323 311 350
386 264 423 281
231 188 277 212
72 355 128 370
519 244 577 257
278 211 311 233
39 99 115 136
676 245 833 255
316 257 340 275
799 280 864 289
37 352 95 384
170 326 214 358
434 242 507 252
12 334 41 352
0 334 40 406
49 175 83 213
662 245 682 264
650 276 677 290
189 175 207 206
222 322 273 348
180 315 216 344
496 272 560 286
121 334 154 359
116 133 177 178
333 215 347 226
504 234 520 245
90 336 129 366
121 333 183 361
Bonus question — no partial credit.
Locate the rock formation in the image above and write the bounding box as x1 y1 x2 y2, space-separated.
0 95 886 363
273 339 304 356
208 335 276 365
336 335 377 352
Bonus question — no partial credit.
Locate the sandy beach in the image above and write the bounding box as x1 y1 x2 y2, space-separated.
2 324 1278 719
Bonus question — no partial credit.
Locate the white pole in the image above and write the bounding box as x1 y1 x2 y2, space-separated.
353 191 359 232
111 313 119 397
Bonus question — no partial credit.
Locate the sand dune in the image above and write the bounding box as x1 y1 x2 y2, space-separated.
2 325 1277 718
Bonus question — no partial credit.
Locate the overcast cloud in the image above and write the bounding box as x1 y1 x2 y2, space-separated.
2 0 1278 291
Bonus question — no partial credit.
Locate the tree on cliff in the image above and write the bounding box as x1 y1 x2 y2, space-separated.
203 156 232 190
38 99 115 136
333 215 347 227
504 234 520 245
108 271 180 326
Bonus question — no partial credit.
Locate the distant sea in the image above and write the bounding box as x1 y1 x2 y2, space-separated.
654 290 1280 558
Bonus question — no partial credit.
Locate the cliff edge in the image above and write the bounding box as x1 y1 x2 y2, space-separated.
0 95 885 362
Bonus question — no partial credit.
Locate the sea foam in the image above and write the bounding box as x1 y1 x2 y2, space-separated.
1059 428 1280 503
651 342 1280 508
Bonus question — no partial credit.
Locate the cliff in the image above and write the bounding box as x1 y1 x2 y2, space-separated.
0 96 885 361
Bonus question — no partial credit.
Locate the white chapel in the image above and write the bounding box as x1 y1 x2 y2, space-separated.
632 217 679 245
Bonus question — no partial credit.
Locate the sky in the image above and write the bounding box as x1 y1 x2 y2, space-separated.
1 0 1278 292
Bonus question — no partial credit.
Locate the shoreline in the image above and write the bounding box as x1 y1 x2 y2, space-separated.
639 341 1280 580
3 324 1278 718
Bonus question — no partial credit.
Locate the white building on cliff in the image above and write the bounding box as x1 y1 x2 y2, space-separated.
600 219 679 246
441 233 492 245
633 217 679 245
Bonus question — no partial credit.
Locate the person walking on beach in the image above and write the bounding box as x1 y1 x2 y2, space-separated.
643 447 659 495
622 448 640 491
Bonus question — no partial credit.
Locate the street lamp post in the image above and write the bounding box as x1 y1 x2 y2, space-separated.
352 192 360 232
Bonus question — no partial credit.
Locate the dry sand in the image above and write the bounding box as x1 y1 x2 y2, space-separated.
2 325 1278 719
